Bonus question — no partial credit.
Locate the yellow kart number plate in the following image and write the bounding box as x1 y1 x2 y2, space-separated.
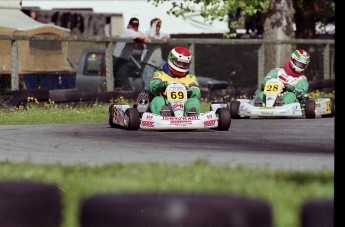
167 90 187 101
264 82 282 94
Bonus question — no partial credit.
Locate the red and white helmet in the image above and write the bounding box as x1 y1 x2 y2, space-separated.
167 46 192 77
290 49 310 73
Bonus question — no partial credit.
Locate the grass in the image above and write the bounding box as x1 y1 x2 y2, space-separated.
0 161 333 227
0 90 335 227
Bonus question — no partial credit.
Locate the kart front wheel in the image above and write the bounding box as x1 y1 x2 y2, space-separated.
215 108 231 131
304 100 316 119
229 101 241 119
124 108 141 130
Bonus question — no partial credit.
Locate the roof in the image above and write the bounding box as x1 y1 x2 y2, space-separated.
0 8 70 35
0 8 73 74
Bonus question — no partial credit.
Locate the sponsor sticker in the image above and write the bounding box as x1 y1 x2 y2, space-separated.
141 121 154 127
162 116 199 121
204 120 216 127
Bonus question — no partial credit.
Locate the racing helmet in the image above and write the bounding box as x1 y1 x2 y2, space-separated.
290 49 310 73
167 46 192 77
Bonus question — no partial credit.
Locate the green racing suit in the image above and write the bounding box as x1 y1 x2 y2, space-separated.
255 62 309 105
149 64 201 116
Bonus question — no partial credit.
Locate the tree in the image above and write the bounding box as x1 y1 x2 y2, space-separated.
148 0 271 38
148 0 335 84
262 0 295 71
147 0 335 39
294 0 335 38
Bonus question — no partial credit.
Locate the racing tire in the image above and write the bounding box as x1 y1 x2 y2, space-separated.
108 104 118 128
124 108 141 130
0 180 62 227
230 100 241 119
300 199 334 227
304 100 316 119
215 108 231 131
79 192 272 227
321 97 335 118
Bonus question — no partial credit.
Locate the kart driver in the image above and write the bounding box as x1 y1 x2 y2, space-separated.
254 49 311 105
148 46 201 116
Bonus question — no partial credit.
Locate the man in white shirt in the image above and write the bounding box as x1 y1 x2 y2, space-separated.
140 18 170 90
113 17 151 90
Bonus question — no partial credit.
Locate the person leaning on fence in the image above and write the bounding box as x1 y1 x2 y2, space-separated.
112 17 151 90
140 18 170 90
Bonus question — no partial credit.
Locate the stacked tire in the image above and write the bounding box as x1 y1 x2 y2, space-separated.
80 192 272 227
0 181 62 227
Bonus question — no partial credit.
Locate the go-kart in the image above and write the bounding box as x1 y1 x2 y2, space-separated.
108 82 231 130
230 78 335 119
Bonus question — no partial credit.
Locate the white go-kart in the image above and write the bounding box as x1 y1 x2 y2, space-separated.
109 82 231 130
230 78 335 119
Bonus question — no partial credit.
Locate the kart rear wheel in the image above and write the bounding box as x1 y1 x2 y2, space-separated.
304 100 316 119
108 104 117 128
124 108 141 130
215 108 231 131
229 101 241 119
321 98 335 118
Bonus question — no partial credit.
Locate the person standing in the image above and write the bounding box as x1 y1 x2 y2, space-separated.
141 18 170 90
112 17 151 90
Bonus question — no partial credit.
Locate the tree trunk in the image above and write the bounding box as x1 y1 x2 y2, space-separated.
262 0 296 75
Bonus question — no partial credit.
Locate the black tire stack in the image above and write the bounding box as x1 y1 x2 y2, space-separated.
79 192 272 227
301 199 334 227
0 180 62 227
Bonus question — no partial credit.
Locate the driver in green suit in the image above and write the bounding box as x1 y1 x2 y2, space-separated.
149 46 201 116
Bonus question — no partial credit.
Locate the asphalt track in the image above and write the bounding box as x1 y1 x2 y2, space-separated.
0 118 334 172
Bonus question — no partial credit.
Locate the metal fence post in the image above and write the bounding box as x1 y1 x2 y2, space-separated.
106 42 114 92
257 44 265 89
11 39 19 91
323 44 330 80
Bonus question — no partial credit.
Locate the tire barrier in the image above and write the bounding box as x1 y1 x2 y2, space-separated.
3 89 49 107
0 180 62 227
49 88 85 103
79 192 272 227
301 198 334 227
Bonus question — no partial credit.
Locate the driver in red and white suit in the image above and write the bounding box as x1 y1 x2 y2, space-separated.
254 49 311 105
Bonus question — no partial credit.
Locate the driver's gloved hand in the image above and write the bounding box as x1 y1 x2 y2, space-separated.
284 84 295 92
187 87 201 99
158 81 168 89
151 81 168 93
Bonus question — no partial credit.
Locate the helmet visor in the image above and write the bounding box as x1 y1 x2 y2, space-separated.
173 59 190 69
292 59 308 70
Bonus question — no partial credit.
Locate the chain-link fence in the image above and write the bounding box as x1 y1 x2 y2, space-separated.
0 35 335 96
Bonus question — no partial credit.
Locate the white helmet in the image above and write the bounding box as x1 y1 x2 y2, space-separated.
167 46 192 77
290 49 310 73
